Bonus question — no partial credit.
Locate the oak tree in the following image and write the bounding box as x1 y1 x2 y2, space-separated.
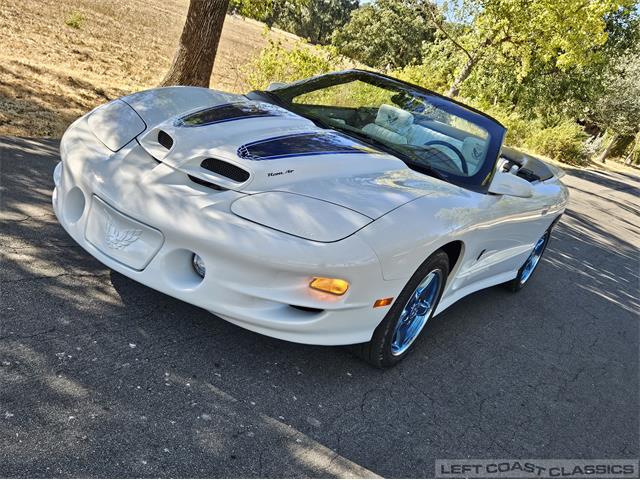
161 0 230 87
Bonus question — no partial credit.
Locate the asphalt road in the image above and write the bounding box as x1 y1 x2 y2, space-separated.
1 136 638 478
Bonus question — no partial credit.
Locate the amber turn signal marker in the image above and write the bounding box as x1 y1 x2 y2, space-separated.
373 297 394 308
309 277 349 296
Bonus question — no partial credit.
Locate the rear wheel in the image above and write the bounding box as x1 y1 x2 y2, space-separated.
505 229 550 292
351 250 449 368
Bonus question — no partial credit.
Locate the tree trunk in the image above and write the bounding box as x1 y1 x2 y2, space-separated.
446 56 475 98
597 134 619 164
625 134 639 165
161 0 230 88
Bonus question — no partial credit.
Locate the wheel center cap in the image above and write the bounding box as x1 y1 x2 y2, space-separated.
411 301 428 318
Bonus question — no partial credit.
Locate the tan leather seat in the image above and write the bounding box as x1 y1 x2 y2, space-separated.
461 137 487 173
362 104 414 144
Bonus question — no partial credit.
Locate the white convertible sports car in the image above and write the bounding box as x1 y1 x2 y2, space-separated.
53 70 568 367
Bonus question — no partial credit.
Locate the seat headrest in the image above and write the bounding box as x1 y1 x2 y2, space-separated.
375 104 413 135
462 137 487 165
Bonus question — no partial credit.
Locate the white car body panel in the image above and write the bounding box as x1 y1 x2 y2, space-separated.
53 83 569 346
231 192 372 242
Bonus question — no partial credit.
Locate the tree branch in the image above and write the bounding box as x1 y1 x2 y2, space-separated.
423 5 474 62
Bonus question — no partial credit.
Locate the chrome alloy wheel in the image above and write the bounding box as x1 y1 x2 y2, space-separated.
520 232 549 285
391 270 442 356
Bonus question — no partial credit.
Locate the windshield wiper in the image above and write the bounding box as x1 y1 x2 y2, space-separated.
404 159 448 181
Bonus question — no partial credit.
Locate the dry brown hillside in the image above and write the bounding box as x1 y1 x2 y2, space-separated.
0 0 299 137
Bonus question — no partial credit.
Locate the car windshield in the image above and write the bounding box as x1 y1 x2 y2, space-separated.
259 71 505 189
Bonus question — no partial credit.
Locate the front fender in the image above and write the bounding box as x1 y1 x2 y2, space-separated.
357 186 479 281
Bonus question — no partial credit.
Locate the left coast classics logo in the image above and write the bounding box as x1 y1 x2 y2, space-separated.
104 212 142 250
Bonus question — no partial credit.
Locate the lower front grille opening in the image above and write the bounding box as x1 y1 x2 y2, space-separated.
288 304 324 314
188 175 227 191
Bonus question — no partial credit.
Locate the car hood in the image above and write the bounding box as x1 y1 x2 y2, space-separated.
121 87 462 219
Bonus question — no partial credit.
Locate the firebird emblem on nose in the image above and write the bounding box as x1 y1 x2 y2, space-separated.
104 213 142 250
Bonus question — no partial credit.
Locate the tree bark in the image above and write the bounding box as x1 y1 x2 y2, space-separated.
447 56 476 98
597 133 619 164
624 133 639 165
161 0 230 88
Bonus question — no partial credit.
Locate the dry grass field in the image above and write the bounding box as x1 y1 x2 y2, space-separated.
0 0 299 137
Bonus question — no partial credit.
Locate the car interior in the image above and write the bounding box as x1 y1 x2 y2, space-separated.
498 145 556 183
290 87 490 178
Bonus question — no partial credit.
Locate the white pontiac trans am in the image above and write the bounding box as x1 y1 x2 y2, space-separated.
53 70 569 367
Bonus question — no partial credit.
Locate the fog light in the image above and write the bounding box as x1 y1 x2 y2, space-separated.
309 277 349 296
192 253 206 278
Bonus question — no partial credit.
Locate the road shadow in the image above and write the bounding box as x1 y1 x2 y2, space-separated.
1 137 638 477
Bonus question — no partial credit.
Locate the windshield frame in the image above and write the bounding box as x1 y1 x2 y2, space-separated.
251 70 506 191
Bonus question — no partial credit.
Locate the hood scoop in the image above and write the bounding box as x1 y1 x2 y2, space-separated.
236 131 383 161
176 101 297 127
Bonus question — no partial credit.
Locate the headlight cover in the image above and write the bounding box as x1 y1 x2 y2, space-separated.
87 100 146 151
231 191 372 242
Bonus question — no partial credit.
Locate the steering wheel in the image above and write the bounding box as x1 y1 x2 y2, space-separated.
424 140 469 175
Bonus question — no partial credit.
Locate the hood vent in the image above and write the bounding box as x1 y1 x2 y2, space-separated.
201 158 250 183
157 130 174 150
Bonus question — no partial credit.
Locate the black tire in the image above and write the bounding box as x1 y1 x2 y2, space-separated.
351 250 449 368
504 229 551 293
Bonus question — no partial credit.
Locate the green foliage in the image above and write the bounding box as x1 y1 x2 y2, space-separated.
295 80 395 108
589 50 640 137
392 60 451 93
229 0 357 44
278 0 359 45
243 41 347 90
421 0 635 98
332 0 437 69
448 5 639 123
65 11 85 29
228 0 278 25
524 122 588 165
474 105 532 147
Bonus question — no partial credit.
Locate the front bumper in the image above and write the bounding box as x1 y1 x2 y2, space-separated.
52 118 403 345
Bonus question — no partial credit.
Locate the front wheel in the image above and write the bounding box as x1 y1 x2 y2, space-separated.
505 230 550 292
351 250 449 368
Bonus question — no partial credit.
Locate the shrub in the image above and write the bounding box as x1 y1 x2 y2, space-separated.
391 64 450 95
244 40 350 91
462 103 589 165
524 121 588 165
477 106 534 147
65 11 85 29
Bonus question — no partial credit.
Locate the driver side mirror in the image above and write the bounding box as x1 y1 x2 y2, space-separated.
488 169 534 198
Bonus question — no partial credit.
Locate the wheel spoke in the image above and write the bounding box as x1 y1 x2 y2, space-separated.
520 232 548 285
391 269 442 356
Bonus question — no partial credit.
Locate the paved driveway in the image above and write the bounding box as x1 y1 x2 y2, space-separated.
1 136 638 477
